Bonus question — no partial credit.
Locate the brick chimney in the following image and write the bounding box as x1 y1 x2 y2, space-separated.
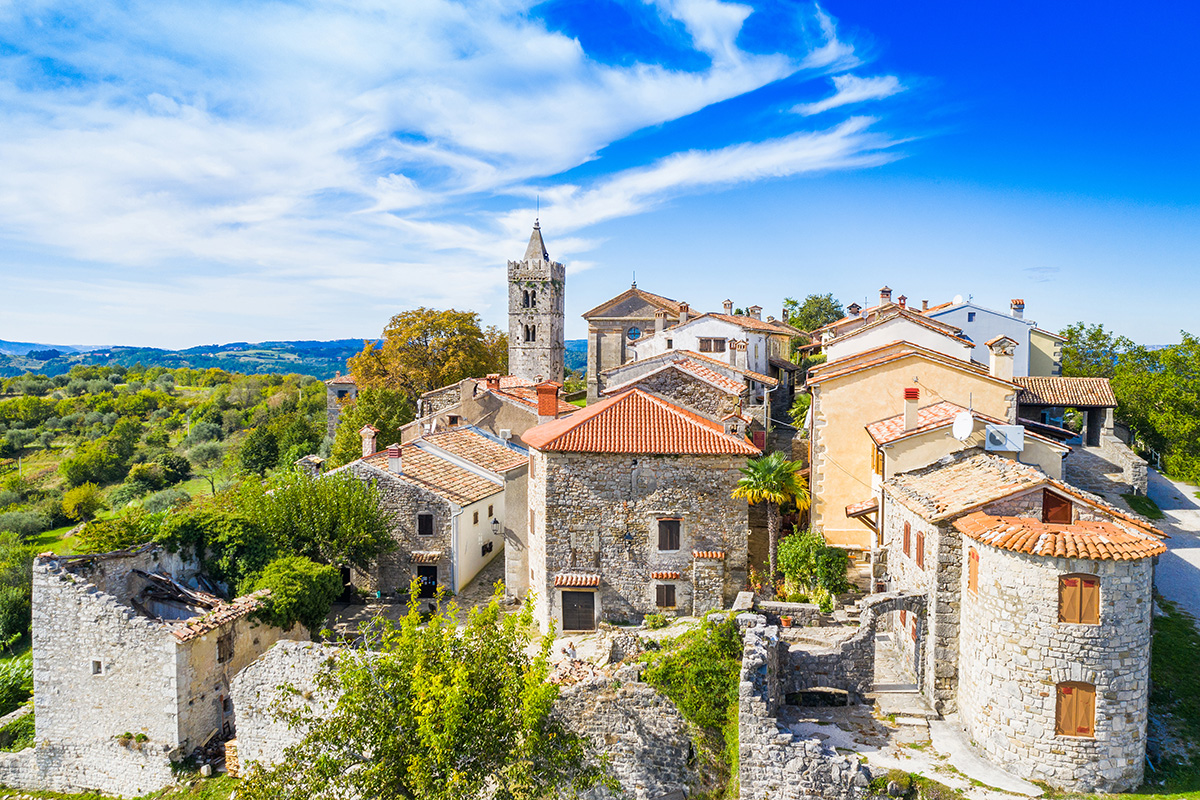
987 336 1017 381
679 303 689 324
1010 299 1025 320
879 286 892 305
486 373 500 391
904 387 919 431
748 305 762 320
921 300 929 312
723 299 733 314
359 425 378 459
898 295 907 309
387 444 402 474
654 309 667 335
536 381 561 423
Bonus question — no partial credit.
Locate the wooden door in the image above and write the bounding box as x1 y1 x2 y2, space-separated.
562 591 596 631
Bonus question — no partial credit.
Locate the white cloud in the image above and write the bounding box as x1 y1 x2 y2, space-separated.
794 73 903 116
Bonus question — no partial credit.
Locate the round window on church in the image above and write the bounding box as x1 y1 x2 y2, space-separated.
627 327 642 340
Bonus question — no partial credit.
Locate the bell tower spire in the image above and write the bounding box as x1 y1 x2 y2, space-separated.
508 221 565 383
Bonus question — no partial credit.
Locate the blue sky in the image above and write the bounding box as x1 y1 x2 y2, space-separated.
0 0 1195 348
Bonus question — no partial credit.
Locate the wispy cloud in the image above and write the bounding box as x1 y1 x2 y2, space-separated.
1023 266 1061 283
794 74 903 116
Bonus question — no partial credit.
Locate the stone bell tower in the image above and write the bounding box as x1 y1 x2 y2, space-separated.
508 222 565 383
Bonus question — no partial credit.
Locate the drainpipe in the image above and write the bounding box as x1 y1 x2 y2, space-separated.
449 505 464 593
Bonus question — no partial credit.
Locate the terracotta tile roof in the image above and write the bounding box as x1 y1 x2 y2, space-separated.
172 589 271 642
522 389 760 455
693 550 726 560
554 573 601 587
985 334 1018 347
493 385 578 415
409 551 443 564
583 286 686 319
420 375 531 401
650 571 681 580
422 428 527 473
1014 377 1116 408
697 312 801 336
867 401 966 444
361 444 503 505
954 513 1165 561
326 374 356 386
845 497 879 518
807 341 1014 387
602 349 777 387
884 453 1048 522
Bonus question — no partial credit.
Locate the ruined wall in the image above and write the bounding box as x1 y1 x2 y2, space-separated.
958 541 1152 793
607 367 740 421
0 742 176 798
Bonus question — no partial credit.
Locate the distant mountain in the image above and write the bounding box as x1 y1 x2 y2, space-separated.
0 339 102 356
565 339 587 372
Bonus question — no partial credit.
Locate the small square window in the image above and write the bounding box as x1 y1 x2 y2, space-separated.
448 415 460 426
967 312 976 322
473 511 479 525
656 584 676 608
92 660 103 675
666 339 673 349
657 519 681 551
418 513 434 536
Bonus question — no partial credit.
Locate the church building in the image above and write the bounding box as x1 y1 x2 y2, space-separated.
508 222 565 384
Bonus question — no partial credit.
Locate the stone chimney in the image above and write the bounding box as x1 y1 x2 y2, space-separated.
879 286 892 306
387 444 402 474
486 373 500 392
536 381 561 423
654 309 667 335
847 302 862 318
904 388 919 431
359 425 379 459
679 303 689 324
898 295 907 309
722 414 747 438
921 300 929 312
294 454 325 478
782 304 789 324
987 337 1017 381
766 315 775 323
731 339 748 369
748 305 762 320
1011 299 1025 320
723 299 733 314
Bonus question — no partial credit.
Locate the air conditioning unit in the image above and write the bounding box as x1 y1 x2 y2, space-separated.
984 424 1025 452
498 429 512 440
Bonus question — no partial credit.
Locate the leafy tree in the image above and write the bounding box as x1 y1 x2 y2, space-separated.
1113 333 1200 482
732 452 810 592
1059 322 1133 378
0 533 36 641
61 483 106 522
784 294 845 333
185 420 222 445
0 512 49 538
348 307 508 398
237 589 605 800
329 387 414 467
59 442 125 487
156 452 191 484
239 426 279 475
76 509 167 553
249 555 342 632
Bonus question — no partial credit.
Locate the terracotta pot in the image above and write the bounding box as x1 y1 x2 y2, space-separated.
780 616 793 628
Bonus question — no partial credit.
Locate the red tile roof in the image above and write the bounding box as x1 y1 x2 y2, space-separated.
409 551 443 564
523 389 760 455
494 385 578 415
326 374 356 386
693 550 726 560
172 589 271 642
650 571 681 580
1014 377 1116 408
954 513 1165 561
582 286 686 319
697 312 801 336
361 444 503 505
422 428 527 473
603 358 747 397
867 401 965 444
554 573 601 587
845 497 879 518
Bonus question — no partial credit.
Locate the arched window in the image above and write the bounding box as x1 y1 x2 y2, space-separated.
1059 574 1100 624
524 325 536 343
529 290 536 308
1055 681 1095 737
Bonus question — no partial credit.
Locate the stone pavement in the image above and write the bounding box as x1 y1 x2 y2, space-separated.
1144 468 1200 623
1063 446 1130 500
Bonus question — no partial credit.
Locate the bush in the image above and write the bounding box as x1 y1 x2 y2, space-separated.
0 491 19 510
778 527 850 596
0 655 31 717
110 481 152 509
644 612 668 630
76 510 166 553
239 427 279 475
248 555 342 632
185 421 222 445
156 453 191 484
814 547 851 595
0 511 50 538
143 487 190 513
125 462 166 491
59 442 126 487
61 483 106 522
159 511 273 592
0 710 33 751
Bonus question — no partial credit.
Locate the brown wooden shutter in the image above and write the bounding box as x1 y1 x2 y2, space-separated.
1080 577 1100 625
1056 682 1095 737
901 610 907 627
916 530 925 569
1059 576 1081 623
1043 489 1072 524
903 522 911 557
968 548 979 595
1056 683 1073 735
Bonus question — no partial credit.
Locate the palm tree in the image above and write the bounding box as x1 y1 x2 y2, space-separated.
732 451 810 595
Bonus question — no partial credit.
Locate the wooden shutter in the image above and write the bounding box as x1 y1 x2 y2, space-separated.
901 610 907 626
1059 576 1081 623
658 519 680 551
916 530 925 569
753 430 766 450
1059 574 1099 624
656 584 676 608
903 522 911 557
1080 577 1100 625
418 513 434 536
968 548 979 595
1043 490 1072 524
1057 682 1095 737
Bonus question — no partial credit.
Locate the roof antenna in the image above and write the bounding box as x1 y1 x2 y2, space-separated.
535 194 540 227
632 270 636 289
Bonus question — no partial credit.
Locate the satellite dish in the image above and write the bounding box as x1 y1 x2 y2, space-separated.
952 294 964 305
951 411 974 441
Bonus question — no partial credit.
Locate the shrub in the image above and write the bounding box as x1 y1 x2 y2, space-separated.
156 453 191 484
0 511 50 538
778 527 850 596
59 442 126 487
143 487 190 513
0 710 34 751
814 547 851 595
185 421 222 445
644 612 668 630
248 555 342 633
110 481 152 509
158 511 273 592
125 462 166 490
0 655 31 717
76 510 166 553
0 491 19 510
61 483 106 522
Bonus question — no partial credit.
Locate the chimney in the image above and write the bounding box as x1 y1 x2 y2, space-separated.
723 299 733 314
486 373 500 391
748 305 762 320
679 302 689 324
654 309 667 334
903 387 919 431
1010 299 1025 320
294 455 325 477
782 304 789 324
536 381 561 422
359 425 378 459
988 337 1016 381
722 415 747 438
847 302 862 319
731 339 748 369
921 300 929 312
898 295 907 309
766 315 775 323
387 444 402 474
879 286 892 306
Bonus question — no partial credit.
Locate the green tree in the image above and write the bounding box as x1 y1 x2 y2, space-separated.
348 307 508 398
732 452 809 592
158 510 274 592
237 590 605 800
61 483 106 522
1113 333 1200 482
249 555 342 632
329 387 415 467
0 533 36 641
784 293 845 333
239 426 279 475
1059 322 1133 378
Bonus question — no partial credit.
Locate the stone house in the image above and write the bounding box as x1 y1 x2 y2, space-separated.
877 451 1164 793
0 545 303 797
522 388 759 632
323 372 357 439
404 374 577 447
582 283 690 403
333 425 526 597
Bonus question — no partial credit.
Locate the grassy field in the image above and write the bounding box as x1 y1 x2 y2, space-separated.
0 774 238 799
1123 493 1166 520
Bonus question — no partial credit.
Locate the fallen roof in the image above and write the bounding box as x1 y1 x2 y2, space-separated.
522 388 760 455
954 513 1165 561
421 427 528 473
1014 376 1117 408
172 589 271 642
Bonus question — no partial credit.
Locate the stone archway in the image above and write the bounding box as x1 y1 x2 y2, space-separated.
858 592 927 696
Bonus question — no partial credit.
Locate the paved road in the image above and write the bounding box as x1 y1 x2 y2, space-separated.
1146 468 1200 622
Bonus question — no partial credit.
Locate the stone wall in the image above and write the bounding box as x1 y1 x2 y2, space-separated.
957 540 1152 792
737 620 871 800
607 366 740 421
0 742 176 798
1099 434 1149 495
531 450 748 631
508 253 566 383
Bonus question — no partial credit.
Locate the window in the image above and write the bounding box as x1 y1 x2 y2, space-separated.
1043 490 1072 524
91 659 103 675
627 327 642 340
666 339 673 349
524 324 536 342
656 584 676 608
473 511 479 525
872 446 884 476
217 633 234 664
915 530 925 569
967 312 976 322
699 338 726 353
418 513 434 536
448 414 460 426
968 548 979 595
1059 574 1100 624
658 519 681 551
488 504 493 518
903 522 911 557
1056 682 1096 737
